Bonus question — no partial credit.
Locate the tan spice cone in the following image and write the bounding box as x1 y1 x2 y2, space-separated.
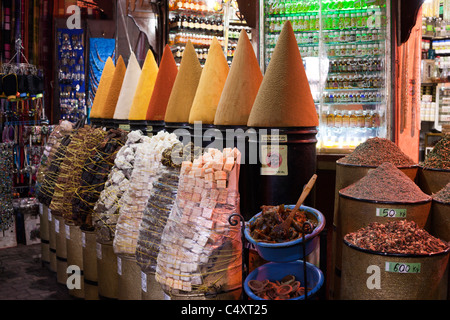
214 30 263 126
113 52 142 120
188 37 229 124
89 57 115 119
100 55 127 119
247 20 319 127
128 49 159 120
145 45 178 121
164 41 202 123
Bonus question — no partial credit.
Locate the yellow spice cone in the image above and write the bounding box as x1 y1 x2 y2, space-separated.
247 21 319 127
89 57 115 119
113 52 142 120
188 37 229 125
214 30 263 126
99 55 127 119
128 49 159 120
164 41 202 123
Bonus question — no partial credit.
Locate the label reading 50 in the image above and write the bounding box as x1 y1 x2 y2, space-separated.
376 208 407 218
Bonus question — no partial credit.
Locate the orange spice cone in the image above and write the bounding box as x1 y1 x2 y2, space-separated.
89 57 115 119
164 41 202 124
145 45 178 121
214 30 263 126
188 37 229 125
113 52 142 120
247 21 319 128
128 49 159 121
99 55 127 119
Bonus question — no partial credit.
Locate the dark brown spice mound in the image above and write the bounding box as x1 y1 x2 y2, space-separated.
340 162 430 203
345 220 449 255
421 134 450 170
433 182 450 204
337 137 416 167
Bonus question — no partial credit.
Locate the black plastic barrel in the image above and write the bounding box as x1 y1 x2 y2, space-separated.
90 118 104 128
102 119 119 130
248 126 318 212
188 122 218 149
114 119 130 133
146 120 166 137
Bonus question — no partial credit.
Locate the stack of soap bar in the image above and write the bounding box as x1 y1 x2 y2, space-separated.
113 131 180 257
155 147 242 294
94 130 146 243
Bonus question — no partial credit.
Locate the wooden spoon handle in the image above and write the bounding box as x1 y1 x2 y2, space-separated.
285 174 317 226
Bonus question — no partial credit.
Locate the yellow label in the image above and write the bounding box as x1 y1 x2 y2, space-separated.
260 145 288 176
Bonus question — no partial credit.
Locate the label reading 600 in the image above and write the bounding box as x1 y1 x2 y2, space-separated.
385 262 421 274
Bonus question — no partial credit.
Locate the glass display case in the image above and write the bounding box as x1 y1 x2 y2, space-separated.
435 82 450 131
168 0 252 67
259 0 392 153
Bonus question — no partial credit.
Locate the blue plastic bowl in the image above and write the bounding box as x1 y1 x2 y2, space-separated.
244 205 325 262
244 260 324 300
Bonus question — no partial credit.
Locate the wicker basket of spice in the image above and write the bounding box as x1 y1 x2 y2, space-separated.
419 135 450 195
333 162 432 299
341 220 449 300
431 182 450 242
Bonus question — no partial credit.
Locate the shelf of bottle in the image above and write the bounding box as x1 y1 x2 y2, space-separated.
324 87 383 92
266 6 386 18
322 101 381 106
169 8 223 18
169 27 224 36
265 26 385 35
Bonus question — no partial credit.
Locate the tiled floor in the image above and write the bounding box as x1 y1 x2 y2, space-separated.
0 244 74 300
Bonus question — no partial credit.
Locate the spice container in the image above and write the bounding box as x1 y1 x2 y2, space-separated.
243 261 324 300
419 135 450 195
332 163 432 299
341 221 450 300
431 182 450 242
244 205 325 263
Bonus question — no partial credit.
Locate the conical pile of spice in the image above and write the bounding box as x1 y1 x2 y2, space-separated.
421 134 450 170
188 37 229 125
100 55 127 119
164 41 202 124
337 137 416 167
214 30 263 126
247 20 318 128
433 182 450 203
113 52 142 120
340 162 430 203
89 57 115 119
128 49 159 120
344 220 449 255
146 45 178 121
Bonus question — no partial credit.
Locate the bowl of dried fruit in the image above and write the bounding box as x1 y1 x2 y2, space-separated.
244 204 325 262
244 260 324 300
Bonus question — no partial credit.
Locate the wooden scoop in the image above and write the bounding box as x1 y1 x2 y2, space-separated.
271 174 318 238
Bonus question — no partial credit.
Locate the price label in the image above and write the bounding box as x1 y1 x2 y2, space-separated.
376 208 407 218
141 271 147 292
82 232 86 248
55 218 60 233
117 257 122 275
385 262 421 274
65 225 70 240
96 242 102 260
119 124 130 131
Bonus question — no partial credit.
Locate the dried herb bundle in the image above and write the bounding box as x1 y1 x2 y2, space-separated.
421 134 450 170
340 162 430 203
345 220 449 255
337 137 415 167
